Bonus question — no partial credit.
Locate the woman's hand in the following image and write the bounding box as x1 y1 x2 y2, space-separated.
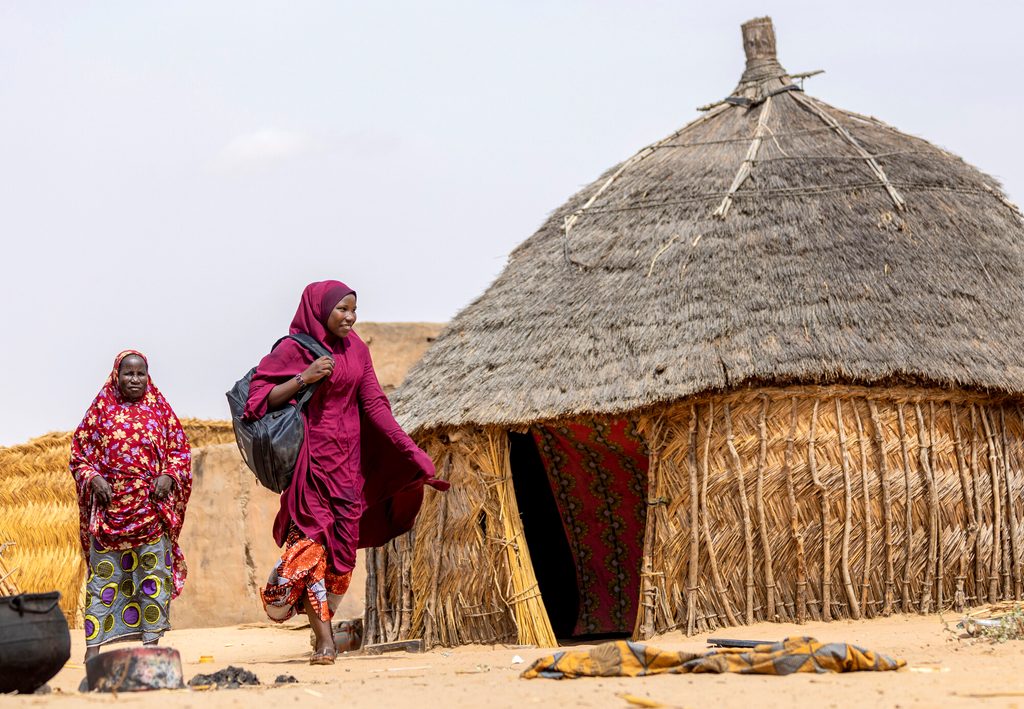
152 474 175 501
301 356 335 384
268 355 335 409
90 476 113 506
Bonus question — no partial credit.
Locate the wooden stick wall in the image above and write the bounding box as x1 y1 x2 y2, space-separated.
635 386 1024 637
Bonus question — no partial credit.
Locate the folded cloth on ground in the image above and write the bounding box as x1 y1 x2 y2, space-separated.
521 637 906 679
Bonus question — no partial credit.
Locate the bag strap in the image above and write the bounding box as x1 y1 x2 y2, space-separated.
269 333 334 410
286 332 333 360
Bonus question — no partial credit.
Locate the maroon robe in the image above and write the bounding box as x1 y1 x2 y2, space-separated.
244 280 448 575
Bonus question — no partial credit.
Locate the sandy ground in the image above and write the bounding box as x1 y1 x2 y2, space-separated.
3 614 1024 708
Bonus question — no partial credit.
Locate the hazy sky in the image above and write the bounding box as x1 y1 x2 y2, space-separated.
2 1 1022 445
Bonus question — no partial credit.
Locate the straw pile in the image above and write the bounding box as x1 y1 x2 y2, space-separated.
0 419 235 626
177 419 237 449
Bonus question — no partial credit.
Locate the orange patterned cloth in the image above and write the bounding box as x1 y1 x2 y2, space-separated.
261 525 352 622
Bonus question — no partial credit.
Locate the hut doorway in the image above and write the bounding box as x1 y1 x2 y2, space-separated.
509 432 579 637
508 419 649 639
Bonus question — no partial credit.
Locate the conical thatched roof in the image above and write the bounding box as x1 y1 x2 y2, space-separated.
395 17 1024 435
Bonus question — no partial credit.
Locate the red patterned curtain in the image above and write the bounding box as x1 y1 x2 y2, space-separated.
532 418 648 636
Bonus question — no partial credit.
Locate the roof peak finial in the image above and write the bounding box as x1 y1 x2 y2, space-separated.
736 16 789 89
742 17 777 66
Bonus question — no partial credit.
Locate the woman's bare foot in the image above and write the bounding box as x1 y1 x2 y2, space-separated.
304 602 336 662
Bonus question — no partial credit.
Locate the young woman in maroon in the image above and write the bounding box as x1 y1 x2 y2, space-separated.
244 280 448 663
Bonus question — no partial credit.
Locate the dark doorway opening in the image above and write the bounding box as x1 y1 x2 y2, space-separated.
510 420 649 640
508 431 580 638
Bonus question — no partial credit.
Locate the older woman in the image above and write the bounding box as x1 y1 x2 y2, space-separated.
70 350 191 660
244 280 448 664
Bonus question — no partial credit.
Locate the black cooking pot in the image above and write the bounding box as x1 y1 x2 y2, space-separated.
0 592 72 694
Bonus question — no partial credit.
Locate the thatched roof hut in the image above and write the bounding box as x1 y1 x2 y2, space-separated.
366 17 1024 648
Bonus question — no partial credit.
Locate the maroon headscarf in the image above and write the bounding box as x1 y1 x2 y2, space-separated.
289 280 356 351
245 281 448 575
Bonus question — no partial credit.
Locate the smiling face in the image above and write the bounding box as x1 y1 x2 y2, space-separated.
117 355 149 401
325 294 357 339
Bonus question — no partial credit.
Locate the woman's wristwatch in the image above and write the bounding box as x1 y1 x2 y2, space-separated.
293 373 306 386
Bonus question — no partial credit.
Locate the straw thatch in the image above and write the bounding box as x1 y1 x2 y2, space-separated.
393 18 1024 436
368 17 1024 648
0 420 235 626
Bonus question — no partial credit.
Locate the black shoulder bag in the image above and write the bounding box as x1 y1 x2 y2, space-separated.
225 333 331 492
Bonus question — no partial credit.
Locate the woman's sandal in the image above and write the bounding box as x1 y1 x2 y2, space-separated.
309 649 337 666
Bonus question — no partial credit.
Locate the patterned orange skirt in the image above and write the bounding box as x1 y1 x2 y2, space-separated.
260 525 352 623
